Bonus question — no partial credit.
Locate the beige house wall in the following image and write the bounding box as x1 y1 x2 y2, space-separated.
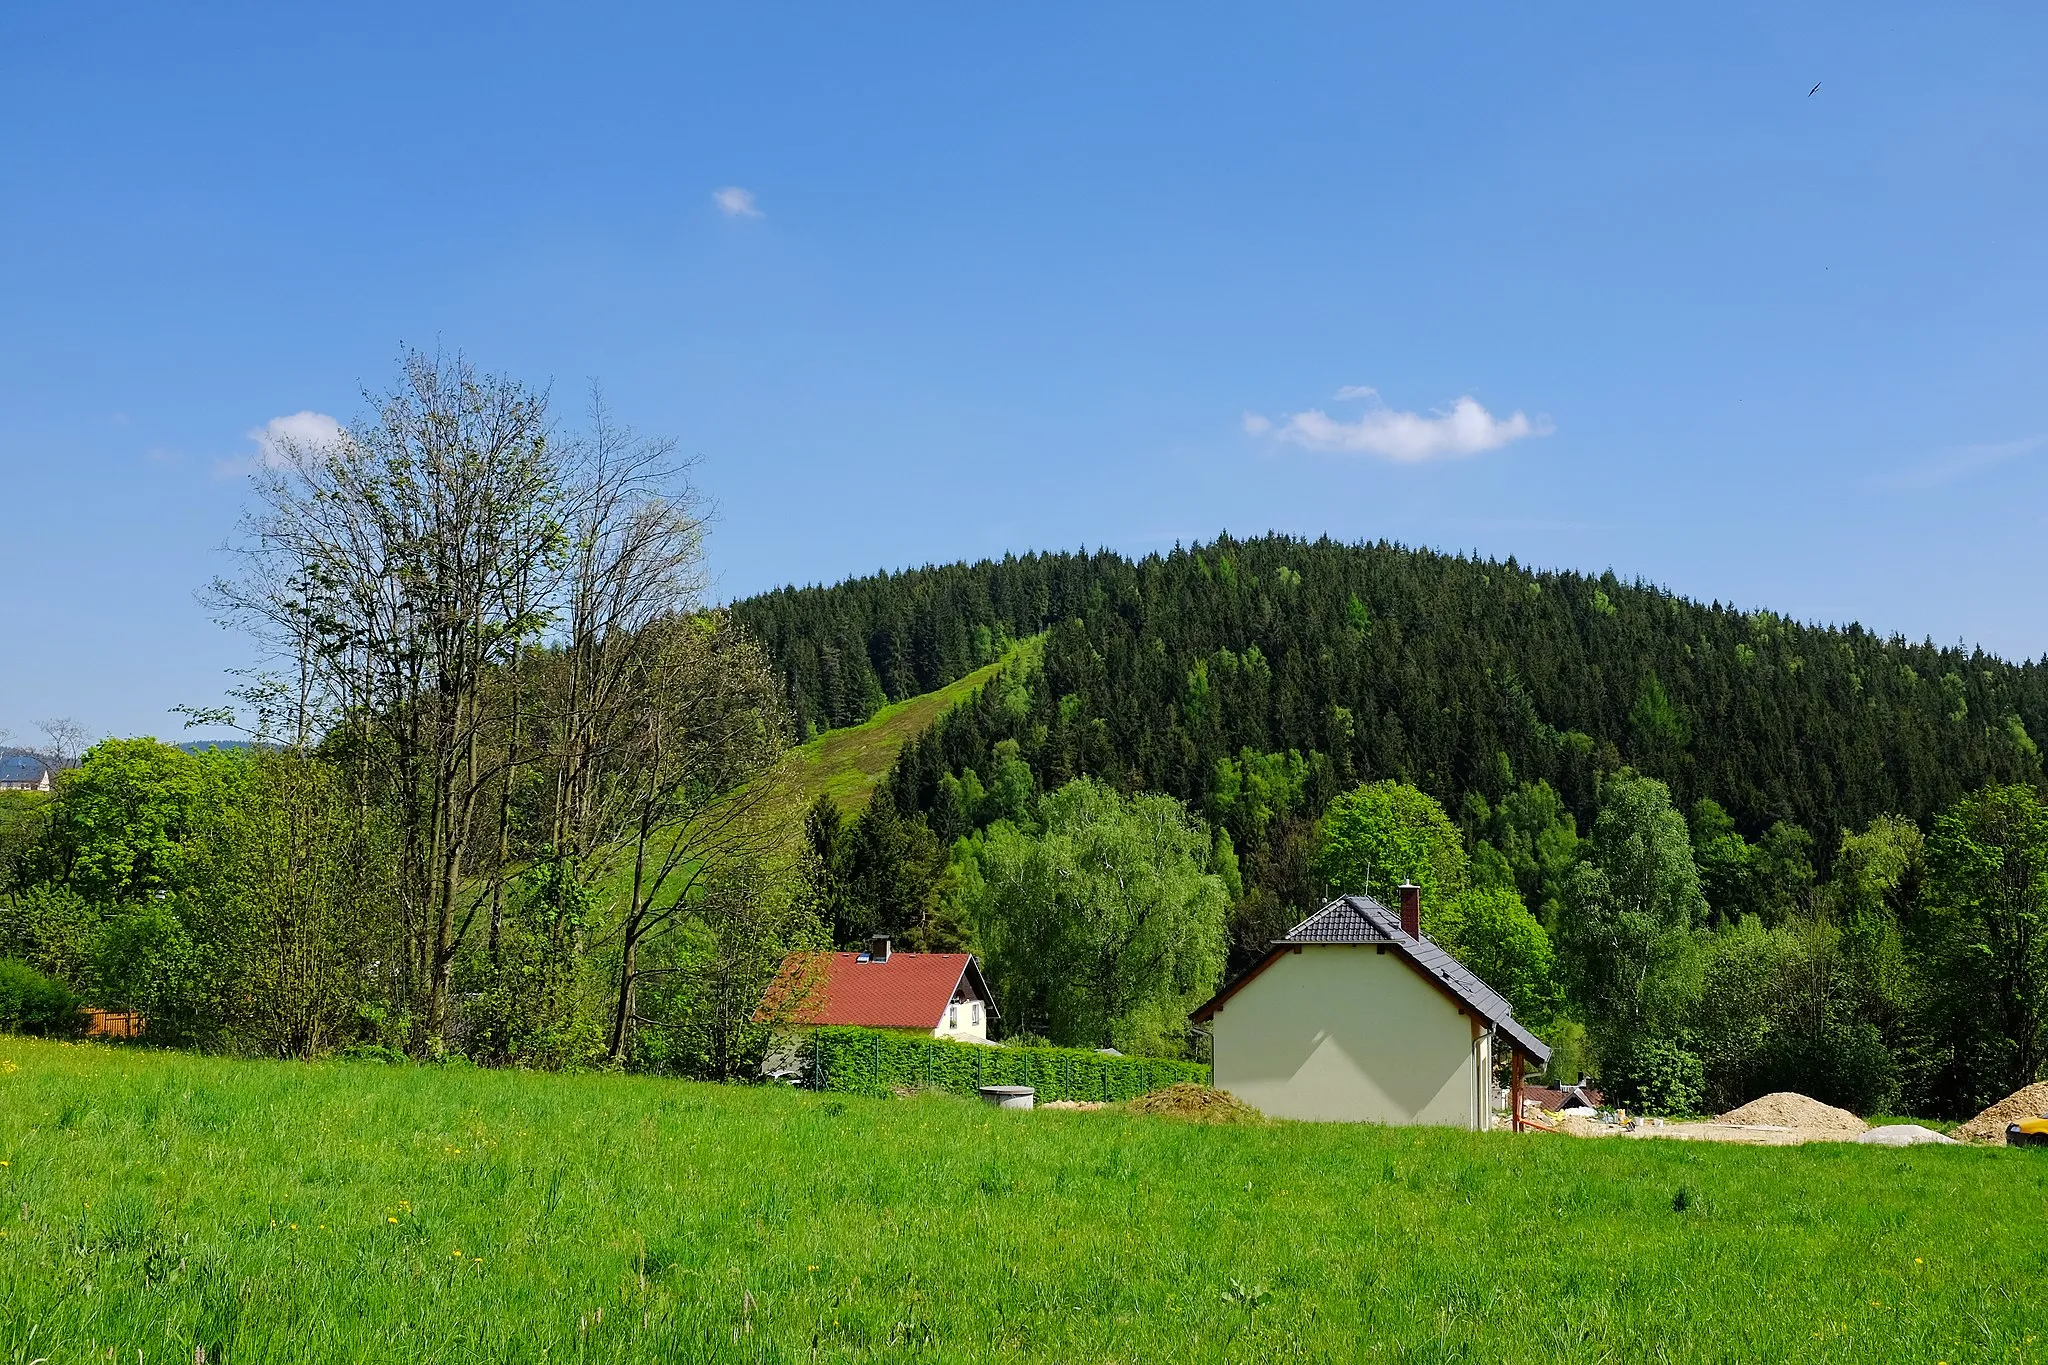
1209 945 1491 1128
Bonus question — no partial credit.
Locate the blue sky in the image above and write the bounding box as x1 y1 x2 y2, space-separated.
3 4 2045 743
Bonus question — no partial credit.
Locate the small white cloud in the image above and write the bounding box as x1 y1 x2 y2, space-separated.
1269 390 1550 463
216 410 342 477
712 186 762 218
1333 385 1379 402
251 411 342 466
1241 411 1273 436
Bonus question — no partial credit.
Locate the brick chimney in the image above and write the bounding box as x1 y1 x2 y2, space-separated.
867 936 891 963
1397 883 1421 940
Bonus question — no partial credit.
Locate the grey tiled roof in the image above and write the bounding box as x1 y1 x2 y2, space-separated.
0 753 50 785
1277 895 1551 1064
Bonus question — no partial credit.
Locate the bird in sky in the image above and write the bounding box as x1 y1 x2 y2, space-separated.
1809 82 1822 96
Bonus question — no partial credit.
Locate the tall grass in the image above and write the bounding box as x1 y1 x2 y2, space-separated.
1 1038 2042 1362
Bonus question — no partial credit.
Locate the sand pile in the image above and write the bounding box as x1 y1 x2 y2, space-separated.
1953 1082 2048 1145
1126 1083 1263 1124
1718 1092 1866 1136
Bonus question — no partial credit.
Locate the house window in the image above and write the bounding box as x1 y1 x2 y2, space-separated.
949 1003 959 1028
972 1002 982 1026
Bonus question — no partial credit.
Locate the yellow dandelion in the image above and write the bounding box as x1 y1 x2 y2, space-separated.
388 1217 399 1224
1916 1258 1924 1264
452 1249 463 1258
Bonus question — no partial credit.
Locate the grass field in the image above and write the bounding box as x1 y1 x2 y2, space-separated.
2 1039 2045 1363
778 636 1042 815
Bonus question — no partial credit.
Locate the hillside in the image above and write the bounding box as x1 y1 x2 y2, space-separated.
3 1038 2041 1362
736 535 2048 859
776 634 1042 815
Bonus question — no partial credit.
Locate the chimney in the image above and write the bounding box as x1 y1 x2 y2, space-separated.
1397 883 1421 940
868 936 891 963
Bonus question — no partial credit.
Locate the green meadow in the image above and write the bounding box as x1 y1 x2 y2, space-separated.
778 635 1042 816
1 1038 2043 1364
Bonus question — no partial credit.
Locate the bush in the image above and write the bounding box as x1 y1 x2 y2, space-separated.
1601 1037 1705 1115
802 1027 1209 1102
1756 1017 1900 1117
0 958 86 1037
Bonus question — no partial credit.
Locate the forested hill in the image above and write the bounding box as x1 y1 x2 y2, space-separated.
733 535 2048 857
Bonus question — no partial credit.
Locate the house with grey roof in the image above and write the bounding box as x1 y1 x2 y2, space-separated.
1190 885 1550 1129
0 753 53 792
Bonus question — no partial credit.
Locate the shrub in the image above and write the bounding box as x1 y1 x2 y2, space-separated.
1756 1018 1900 1117
801 1027 1208 1102
1601 1037 1705 1115
0 958 86 1037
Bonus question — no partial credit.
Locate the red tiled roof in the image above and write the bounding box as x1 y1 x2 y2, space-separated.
756 951 977 1029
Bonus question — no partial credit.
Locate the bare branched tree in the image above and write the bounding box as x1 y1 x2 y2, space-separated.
33 718 91 771
547 388 710 861
212 349 567 1040
590 613 788 1064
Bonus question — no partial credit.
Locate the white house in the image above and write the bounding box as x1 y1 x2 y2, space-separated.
757 937 998 1042
1190 885 1550 1128
0 754 52 792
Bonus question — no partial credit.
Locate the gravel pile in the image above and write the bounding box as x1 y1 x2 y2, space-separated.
1953 1082 2048 1145
1126 1083 1264 1124
1717 1092 1866 1136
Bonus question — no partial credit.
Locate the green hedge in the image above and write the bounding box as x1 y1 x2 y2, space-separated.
0 959 85 1038
803 1026 1208 1102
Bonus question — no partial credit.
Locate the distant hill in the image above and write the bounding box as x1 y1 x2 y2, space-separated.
733 534 2048 859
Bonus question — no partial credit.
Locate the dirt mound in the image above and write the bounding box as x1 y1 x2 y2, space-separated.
1126 1083 1263 1124
1040 1099 1108 1111
1953 1082 2048 1145
1717 1092 1865 1135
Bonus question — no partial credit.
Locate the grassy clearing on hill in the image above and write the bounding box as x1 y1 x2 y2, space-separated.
778 635 1042 816
2 1040 2045 1363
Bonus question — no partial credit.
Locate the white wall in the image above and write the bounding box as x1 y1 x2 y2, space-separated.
1210 945 1489 1127
932 995 990 1043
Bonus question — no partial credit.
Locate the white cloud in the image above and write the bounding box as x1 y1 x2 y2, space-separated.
1241 411 1273 436
216 410 342 477
1267 389 1550 462
712 186 762 218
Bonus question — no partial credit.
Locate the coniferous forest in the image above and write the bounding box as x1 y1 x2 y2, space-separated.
736 536 2048 847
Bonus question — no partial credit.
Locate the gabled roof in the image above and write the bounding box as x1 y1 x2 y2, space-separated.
754 950 997 1030
1189 894 1551 1065
0 753 51 786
